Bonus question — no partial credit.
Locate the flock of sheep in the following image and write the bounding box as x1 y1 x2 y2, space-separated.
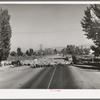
0 55 72 68
22 58 71 68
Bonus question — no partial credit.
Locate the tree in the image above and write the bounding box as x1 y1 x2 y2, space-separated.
29 48 34 56
83 48 90 55
81 4 100 56
61 48 67 56
10 51 17 56
17 47 23 56
66 45 76 55
75 46 82 55
0 8 12 61
81 5 100 45
91 45 100 57
25 48 34 56
54 49 57 54
81 5 100 44
26 50 29 56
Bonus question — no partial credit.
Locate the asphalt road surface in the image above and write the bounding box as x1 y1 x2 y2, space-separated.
21 64 100 89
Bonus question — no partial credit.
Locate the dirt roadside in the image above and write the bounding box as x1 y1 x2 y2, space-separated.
0 66 44 89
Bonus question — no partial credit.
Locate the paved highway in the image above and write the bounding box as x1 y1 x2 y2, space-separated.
21 64 100 89
1 63 100 89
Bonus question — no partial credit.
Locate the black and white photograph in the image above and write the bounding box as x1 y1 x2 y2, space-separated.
0 3 100 89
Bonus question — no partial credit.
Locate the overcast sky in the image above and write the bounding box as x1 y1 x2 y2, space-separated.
0 4 94 51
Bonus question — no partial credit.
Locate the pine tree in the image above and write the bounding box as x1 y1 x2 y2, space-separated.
0 8 12 61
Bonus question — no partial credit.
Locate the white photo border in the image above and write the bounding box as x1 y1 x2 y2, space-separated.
0 1 100 99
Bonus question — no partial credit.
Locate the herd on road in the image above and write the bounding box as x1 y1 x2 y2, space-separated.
0 55 73 68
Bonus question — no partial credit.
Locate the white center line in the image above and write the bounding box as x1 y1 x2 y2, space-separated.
47 66 57 89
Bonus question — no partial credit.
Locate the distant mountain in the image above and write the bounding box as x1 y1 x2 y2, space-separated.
52 47 66 51
77 44 92 48
52 44 92 51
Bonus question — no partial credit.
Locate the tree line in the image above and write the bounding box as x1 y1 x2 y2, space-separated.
10 48 36 57
10 45 90 57
10 47 58 57
61 45 90 56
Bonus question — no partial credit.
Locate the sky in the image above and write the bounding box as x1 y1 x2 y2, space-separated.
0 4 94 52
